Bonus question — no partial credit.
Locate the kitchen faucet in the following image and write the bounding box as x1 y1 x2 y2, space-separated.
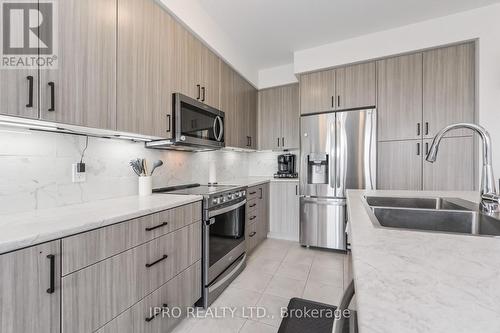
426 123 500 213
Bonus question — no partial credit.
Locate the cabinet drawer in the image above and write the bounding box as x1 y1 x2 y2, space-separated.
96 261 201 333
62 223 201 333
62 201 201 275
247 186 260 200
247 210 259 224
246 198 259 213
246 222 258 253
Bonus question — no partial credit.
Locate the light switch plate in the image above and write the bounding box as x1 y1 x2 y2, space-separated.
72 163 86 183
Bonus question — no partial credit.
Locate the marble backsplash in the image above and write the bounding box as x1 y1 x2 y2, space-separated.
0 126 287 215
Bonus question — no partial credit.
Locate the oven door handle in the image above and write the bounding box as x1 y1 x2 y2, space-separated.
208 254 247 293
208 199 247 218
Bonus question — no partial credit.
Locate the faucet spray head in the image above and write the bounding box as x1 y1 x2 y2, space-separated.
426 143 439 163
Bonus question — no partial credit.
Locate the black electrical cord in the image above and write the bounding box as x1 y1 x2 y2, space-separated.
80 136 89 164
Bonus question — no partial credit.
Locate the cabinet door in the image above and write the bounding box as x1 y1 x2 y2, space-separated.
0 70 39 119
377 53 423 141
234 73 248 148
423 137 475 191
423 43 475 138
336 62 376 109
220 62 238 147
257 184 270 243
269 182 299 241
258 87 282 150
40 0 116 129
246 83 258 149
281 84 300 149
377 140 422 190
171 20 199 100
199 46 220 109
299 69 336 114
116 0 160 135
0 241 61 333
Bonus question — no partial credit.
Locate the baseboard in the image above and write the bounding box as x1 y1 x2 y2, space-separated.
267 232 299 242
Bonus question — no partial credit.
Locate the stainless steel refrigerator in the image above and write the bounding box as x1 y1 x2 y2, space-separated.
299 109 377 250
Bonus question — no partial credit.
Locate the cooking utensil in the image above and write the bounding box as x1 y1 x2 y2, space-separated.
150 160 163 176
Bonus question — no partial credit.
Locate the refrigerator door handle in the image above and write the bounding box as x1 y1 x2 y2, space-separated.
335 113 347 197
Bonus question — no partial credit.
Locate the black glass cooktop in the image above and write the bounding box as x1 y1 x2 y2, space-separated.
153 183 237 196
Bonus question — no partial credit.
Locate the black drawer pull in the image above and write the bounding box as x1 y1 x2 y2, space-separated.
249 231 257 237
196 84 201 99
48 82 55 112
249 191 257 195
145 254 168 268
249 216 257 221
249 203 256 208
201 86 206 102
46 254 55 294
26 76 34 107
145 222 169 232
145 303 168 322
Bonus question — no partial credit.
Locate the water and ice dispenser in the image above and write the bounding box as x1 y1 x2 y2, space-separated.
307 153 329 184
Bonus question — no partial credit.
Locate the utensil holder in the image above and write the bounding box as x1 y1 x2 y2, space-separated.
138 176 152 196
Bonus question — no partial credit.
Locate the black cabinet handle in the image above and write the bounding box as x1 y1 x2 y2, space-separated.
48 82 55 112
166 114 171 133
201 86 206 102
331 96 334 108
26 76 34 107
196 84 201 100
249 216 257 221
417 123 421 136
416 142 421 156
249 136 252 147
282 137 284 147
277 138 280 147
145 303 168 322
337 96 341 108
425 122 429 135
145 221 169 232
296 185 298 195
259 188 263 199
249 231 257 237
425 142 429 155
46 254 55 294
145 254 168 268
249 203 256 208
249 191 257 195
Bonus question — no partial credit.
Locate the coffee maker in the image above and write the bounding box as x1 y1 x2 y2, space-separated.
274 153 298 178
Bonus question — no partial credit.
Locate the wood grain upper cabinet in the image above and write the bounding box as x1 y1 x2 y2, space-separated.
423 137 475 191
199 44 221 109
336 61 376 110
219 61 237 146
299 69 335 114
0 70 39 119
0 241 61 333
377 140 423 190
423 43 475 138
258 87 282 150
258 84 299 150
377 53 423 141
245 82 258 149
40 0 117 129
116 0 161 136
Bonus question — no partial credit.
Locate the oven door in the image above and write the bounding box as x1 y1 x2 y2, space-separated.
205 199 246 282
174 93 225 148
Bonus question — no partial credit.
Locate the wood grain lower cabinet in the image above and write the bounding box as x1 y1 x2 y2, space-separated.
62 202 201 275
246 183 269 253
0 241 61 333
423 137 475 191
269 181 299 241
95 261 201 333
62 223 201 333
377 140 423 190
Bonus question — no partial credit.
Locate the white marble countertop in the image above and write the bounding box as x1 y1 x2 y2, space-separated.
347 190 500 333
0 194 202 254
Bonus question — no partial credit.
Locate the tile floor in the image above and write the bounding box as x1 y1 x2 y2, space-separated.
172 239 348 333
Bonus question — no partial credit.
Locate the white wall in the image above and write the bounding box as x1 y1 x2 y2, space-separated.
159 0 258 86
292 3 500 179
0 127 251 215
258 63 298 89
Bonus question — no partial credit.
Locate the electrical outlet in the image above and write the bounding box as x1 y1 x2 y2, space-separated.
72 163 86 183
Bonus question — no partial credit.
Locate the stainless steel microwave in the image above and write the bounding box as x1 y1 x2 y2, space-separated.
146 93 225 151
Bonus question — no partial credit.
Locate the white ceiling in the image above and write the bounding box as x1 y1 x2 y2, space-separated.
195 0 500 70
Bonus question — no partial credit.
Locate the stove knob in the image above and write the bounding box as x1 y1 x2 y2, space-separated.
212 198 218 205
235 192 240 198
227 194 234 200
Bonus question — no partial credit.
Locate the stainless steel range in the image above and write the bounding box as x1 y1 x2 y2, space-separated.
154 183 247 308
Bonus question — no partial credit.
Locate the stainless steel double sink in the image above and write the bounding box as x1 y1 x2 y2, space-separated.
365 196 500 237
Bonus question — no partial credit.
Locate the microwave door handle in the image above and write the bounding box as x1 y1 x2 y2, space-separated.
214 116 224 142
